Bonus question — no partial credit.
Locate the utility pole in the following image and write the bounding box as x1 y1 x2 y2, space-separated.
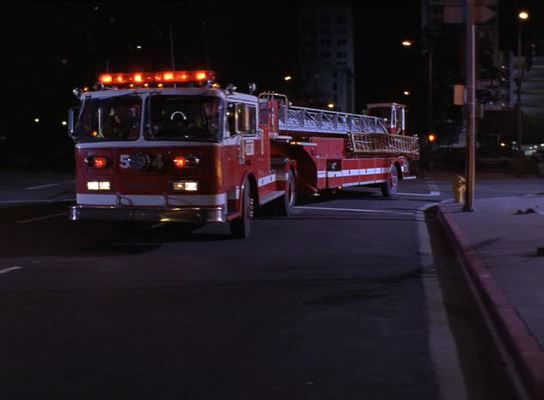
517 19 523 156
464 0 476 211
516 11 529 158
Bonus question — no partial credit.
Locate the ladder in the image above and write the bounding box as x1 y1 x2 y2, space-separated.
279 105 387 135
349 133 419 156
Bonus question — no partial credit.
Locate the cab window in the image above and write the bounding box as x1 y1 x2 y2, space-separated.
228 103 257 135
74 95 142 142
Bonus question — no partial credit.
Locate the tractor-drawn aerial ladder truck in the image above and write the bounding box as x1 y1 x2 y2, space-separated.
68 70 419 237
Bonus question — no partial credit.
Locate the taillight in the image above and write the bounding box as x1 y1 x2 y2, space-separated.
85 156 109 169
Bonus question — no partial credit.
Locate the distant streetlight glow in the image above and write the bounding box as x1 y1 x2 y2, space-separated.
136 45 143 49
401 40 413 47
518 11 529 20
327 103 335 109
500 142 506 147
34 118 40 123
284 75 292 81
61 121 67 126
403 90 410 96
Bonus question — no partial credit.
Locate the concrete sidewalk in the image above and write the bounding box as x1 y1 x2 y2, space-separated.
437 195 544 399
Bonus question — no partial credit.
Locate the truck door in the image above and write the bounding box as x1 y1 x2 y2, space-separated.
228 102 259 165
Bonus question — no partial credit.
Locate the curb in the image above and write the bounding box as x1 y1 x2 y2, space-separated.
436 203 544 400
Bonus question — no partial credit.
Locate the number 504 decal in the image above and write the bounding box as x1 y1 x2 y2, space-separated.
119 153 165 170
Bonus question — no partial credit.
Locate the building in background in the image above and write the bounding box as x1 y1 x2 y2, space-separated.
297 1 355 112
421 0 544 155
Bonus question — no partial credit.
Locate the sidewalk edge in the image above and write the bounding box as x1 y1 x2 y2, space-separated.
436 205 544 400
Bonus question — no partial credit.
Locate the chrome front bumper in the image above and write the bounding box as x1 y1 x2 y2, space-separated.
70 205 226 223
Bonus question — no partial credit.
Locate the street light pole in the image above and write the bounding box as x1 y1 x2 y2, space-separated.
516 11 529 158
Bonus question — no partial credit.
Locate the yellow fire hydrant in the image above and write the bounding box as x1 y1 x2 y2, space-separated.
452 175 466 204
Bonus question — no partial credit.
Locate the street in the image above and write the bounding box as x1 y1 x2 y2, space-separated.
1 173 540 399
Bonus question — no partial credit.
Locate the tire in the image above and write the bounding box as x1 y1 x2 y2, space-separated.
230 179 254 238
277 171 296 216
381 165 399 197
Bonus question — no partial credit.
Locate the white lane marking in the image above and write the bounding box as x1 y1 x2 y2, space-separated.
151 223 164 229
417 203 467 400
294 206 414 216
24 180 75 190
16 212 67 224
397 181 441 197
0 199 75 205
0 266 22 275
397 191 441 197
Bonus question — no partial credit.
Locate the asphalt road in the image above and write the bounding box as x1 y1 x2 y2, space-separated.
1 172 539 399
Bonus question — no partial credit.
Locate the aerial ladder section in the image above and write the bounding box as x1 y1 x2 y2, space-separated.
260 93 419 157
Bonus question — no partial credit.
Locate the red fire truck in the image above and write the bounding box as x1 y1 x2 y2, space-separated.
68 70 419 237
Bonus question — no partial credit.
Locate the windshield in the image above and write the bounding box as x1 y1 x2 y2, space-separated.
146 95 221 141
74 95 142 142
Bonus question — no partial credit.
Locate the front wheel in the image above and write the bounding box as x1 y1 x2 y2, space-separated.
277 171 296 216
230 180 254 238
381 165 399 197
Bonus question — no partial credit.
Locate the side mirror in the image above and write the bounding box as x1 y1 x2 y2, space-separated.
68 106 80 140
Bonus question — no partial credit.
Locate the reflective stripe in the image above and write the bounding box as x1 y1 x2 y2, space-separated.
317 168 389 178
76 193 226 207
258 174 276 187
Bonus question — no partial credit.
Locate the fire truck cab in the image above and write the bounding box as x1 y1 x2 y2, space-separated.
68 70 419 238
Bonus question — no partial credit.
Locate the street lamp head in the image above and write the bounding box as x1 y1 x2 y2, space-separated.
283 75 292 81
327 103 335 109
518 11 529 20
403 90 410 96
401 40 413 47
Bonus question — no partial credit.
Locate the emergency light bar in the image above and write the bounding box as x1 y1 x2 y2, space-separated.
98 70 215 85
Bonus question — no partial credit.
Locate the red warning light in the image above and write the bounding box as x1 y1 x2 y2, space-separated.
85 156 108 169
98 70 215 86
173 156 187 169
195 71 208 81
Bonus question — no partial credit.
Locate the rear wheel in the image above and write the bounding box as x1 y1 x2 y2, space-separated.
230 180 254 238
277 171 296 216
381 165 399 197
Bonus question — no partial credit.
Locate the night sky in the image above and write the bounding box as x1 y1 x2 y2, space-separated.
2 0 543 169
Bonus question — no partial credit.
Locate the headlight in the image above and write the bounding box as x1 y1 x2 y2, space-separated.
87 181 111 191
172 181 198 192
